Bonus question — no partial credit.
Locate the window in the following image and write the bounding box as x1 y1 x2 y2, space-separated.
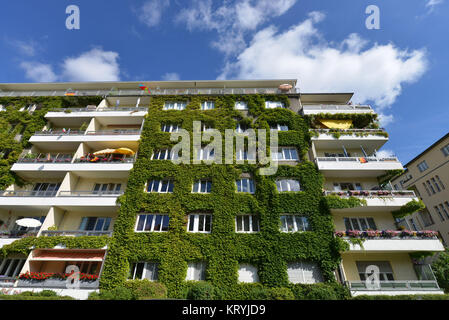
333 182 362 191
236 178 255 193
343 217 377 231
422 182 432 196
426 180 436 194
32 183 61 196
440 204 449 219
79 217 112 231
276 179 301 192
236 123 249 134
65 261 99 274
270 124 289 131
280 215 311 232
93 183 121 195
441 143 449 157
236 148 256 161
265 101 285 109
195 147 215 161
272 147 299 161
287 262 323 284
161 123 180 132
135 214 169 232
420 210 435 227
192 180 212 193
238 264 259 283
186 262 206 281
431 178 441 192
146 180 174 193
235 101 248 110
356 261 394 282
152 149 178 160
188 214 212 233
409 218 418 231
235 215 260 233
201 101 215 110
129 262 159 281
201 123 214 132
0 105 5 112
436 175 445 190
163 102 186 110
0 259 26 278
417 160 429 172
435 206 445 222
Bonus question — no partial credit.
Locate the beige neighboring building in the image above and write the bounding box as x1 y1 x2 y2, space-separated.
392 132 449 246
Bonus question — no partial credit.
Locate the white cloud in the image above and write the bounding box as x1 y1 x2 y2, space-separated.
10 40 38 56
426 0 444 8
20 62 58 82
376 149 396 159
378 113 394 127
61 48 120 81
219 12 428 113
137 0 170 27
161 72 180 80
176 0 297 55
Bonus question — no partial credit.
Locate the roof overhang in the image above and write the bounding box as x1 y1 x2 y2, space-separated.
300 93 354 104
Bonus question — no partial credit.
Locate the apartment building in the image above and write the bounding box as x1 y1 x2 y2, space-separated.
0 80 445 299
392 133 449 246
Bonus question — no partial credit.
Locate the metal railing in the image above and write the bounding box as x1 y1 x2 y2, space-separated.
346 280 440 291
316 156 399 163
74 156 136 163
335 230 439 239
58 191 124 197
17 153 74 163
324 190 416 197
85 129 141 135
0 230 39 238
310 128 386 134
40 230 113 237
0 277 16 287
0 190 58 197
48 107 148 113
34 130 85 136
303 104 374 112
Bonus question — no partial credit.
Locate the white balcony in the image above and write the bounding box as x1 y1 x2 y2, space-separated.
30 129 141 144
302 104 374 115
324 190 418 212
0 190 123 208
316 157 403 178
343 238 444 252
310 129 388 152
347 280 444 296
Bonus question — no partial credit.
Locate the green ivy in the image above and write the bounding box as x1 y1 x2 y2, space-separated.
392 199 426 219
99 94 347 298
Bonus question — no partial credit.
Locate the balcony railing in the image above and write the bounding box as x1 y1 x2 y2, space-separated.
324 190 416 197
85 129 141 135
41 230 113 237
48 107 148 113
316 156 399 163
17 153 74 163
0 277 16 287
310 128 386 134
303 104 373 112
34 130 85 136
58 191 124 197
346 280 441 291
0 190 58 197
74 156 135 163
0 230 39 238
335 230 439 240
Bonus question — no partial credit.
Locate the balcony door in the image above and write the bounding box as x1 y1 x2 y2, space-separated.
93 183 122 195
32 183 60 196
79 217 112 232
356 261 394 282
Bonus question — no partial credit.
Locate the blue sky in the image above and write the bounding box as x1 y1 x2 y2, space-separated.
0 0 447 164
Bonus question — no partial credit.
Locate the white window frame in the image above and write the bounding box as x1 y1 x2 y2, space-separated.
201 101 215 110
163 102 186 110
195 147 215 161
186 262 206 281
152 149 178 160
236 178 255 194
192 180 212 193
236 123 249 134
265 101 285 109
146 180 174 193
343 217 377 231
236 148 256 161
187 214 212 233
161 123 180 133
235 101 248 110
287 262 323 284
202 124 214 132
235 215 260 233
276 179 301 192
270 124 289 131
280 215 310 232
272 147 299 161
79 217 112 232
129 262 159 281
238 264 259 283
135 214 169 232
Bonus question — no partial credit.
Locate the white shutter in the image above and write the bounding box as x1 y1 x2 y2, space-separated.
287 262 323 284
186 262 206 280
238 264 259 283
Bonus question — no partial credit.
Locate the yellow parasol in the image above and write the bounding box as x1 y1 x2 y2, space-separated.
318 119 352 129
114 147 135 156
93 148 116 155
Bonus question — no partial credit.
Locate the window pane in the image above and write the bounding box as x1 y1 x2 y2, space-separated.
161 181 168 192
153 215 162 231
200 181 206 193
252 216 260 232
168 181 174 192
94 218 105 231
350 218 360 230
367 218 376 230
286 216 294 232
205 215 211 232
193 182 200 193
295 216 304 231
243 215 250 231
249 180 255 193
135 263 144 279
359 219 368 231
144 215 153 231
198 215 204 231
206 181 212 193
162 216 169 231
188 215 195 231
236 216 243 231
